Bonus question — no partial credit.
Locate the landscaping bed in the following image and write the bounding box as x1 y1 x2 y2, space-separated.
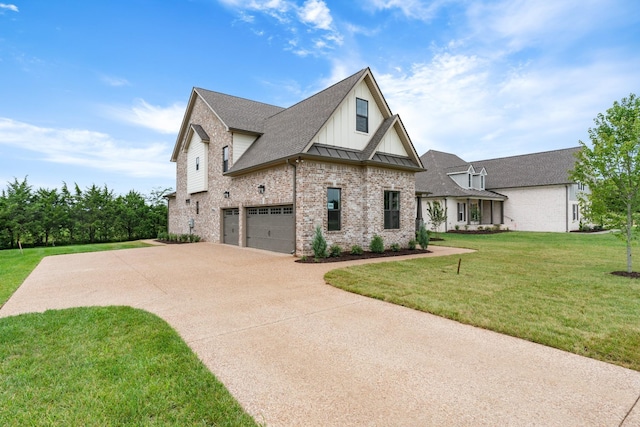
296 248 431 263
447 229 509 235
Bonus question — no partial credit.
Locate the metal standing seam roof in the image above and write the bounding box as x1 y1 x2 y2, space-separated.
179 68 422 174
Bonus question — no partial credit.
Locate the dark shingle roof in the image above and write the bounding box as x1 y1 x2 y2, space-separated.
473 147 582 189
416 150 504 199
179 68 423 173
228 69 368 172
194 88 284 134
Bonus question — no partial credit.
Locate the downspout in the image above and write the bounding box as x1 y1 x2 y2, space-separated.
444 198 448 232
288 158 297 255
565 185 569 232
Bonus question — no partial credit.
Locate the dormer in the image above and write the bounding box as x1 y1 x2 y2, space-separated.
447 165 486 190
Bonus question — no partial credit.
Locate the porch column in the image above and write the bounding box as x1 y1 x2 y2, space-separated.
490 201 494 225
467 198 470 225
416 196 423 231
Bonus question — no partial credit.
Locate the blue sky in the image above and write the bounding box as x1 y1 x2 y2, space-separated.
1 1 638 195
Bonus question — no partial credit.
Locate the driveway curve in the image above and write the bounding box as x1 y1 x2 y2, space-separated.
1 243 639 426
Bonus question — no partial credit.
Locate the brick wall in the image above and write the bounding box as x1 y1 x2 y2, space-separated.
295 160 416 256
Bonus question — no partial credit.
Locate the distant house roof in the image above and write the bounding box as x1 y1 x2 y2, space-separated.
473 147 582 189
416 150 505 200
416 147 582 198
171 68 424 174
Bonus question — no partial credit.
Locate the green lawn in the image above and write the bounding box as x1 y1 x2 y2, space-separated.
0 243 258 426
0 307 257 426
325 232 640 371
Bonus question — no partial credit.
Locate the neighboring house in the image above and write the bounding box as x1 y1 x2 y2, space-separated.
168 68 424 255
416 147 584 232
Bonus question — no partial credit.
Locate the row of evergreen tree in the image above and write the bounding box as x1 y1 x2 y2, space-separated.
0 177 171 249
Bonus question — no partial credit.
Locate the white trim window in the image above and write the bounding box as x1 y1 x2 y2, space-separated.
457 202 466 222
356 98 368 133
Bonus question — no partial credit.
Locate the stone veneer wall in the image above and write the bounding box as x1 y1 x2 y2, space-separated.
295 160 416 256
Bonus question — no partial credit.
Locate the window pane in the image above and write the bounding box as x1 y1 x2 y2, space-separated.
327 188 340 210
356 98 368 133
223 146 229 172
384 191 400 229
327 188 341 231
328 211 341 231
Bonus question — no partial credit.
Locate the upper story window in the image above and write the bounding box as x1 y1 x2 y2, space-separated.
356 98 368 133
480 175 485 190
468 174 472 188
384 190 400 229
195 156 200 171
222 146 229 172
327 188 341 231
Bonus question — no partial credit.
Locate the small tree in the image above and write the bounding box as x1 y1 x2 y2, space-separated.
570 93 640 274
369 234 385 253
426 201 446 237
311 225 328 259
416 223 430 249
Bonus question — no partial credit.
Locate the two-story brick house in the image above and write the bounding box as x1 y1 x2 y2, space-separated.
167 68 424 255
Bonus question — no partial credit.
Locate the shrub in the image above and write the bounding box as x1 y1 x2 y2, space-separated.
408 239 417 250
311 226 328 259
189 234 201 243
329 244 342 257
369 234 384 253
390 243 400 252
157 231 169 241
477 226 484 231
492 224 501 231
454 224 460 231
350 245 364 255
416 224 429 249
179 234 190 243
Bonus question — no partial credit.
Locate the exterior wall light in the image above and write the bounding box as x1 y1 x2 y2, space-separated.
223 191 230 198
258 185 265 194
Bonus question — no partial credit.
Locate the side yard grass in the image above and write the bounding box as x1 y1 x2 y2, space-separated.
0 243 258 426
0 306 257 426
325 232 640 371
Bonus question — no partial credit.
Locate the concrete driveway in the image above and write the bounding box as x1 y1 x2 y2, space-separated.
1 243 639 426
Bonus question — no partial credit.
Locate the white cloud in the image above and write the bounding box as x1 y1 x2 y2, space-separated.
298 0 332 30
373 51 638 160
104 99 185 134
0 118 173 178
219 0 342 56
0 3 18 12
365 0 447 21
100 74 131 87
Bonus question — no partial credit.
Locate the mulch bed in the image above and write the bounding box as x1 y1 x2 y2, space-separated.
447 230 509 235
296 248 431 263
611 271 640 279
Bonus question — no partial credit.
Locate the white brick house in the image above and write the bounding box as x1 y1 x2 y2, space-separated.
168 68 424 255
416 147 585 232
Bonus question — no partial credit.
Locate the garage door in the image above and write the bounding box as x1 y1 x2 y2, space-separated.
223 208 239 245
246 205 294 253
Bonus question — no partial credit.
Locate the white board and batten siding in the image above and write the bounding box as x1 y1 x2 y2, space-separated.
313 81 384 151
376 124 408 156
232 133 258 161
187 132 208 194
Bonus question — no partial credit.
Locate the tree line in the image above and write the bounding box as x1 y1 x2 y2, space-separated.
0 177 171 249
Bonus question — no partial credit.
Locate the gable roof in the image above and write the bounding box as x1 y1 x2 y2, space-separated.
416 146 582 198
416 150 504 199
194 89 285 134
473 147 582 189
171 68 424 174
